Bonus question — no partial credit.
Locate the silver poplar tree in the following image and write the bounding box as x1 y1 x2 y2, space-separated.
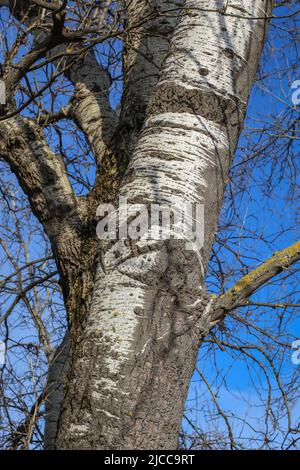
0 0 299 450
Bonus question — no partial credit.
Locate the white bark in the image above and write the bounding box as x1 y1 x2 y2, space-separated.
120 0 184 145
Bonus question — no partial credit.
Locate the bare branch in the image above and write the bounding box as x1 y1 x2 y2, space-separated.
211 241 300 322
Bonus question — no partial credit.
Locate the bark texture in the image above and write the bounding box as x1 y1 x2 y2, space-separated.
54 0 273 450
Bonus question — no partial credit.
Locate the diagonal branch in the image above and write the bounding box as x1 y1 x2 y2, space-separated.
0 117 79 227
211 241 300 323
30 0 67 13
0 117 88 298
44 332 69 450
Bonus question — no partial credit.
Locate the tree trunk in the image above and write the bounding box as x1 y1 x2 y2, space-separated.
54 0 272 450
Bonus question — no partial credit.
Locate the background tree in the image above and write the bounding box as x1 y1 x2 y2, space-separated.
0 0 299 450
